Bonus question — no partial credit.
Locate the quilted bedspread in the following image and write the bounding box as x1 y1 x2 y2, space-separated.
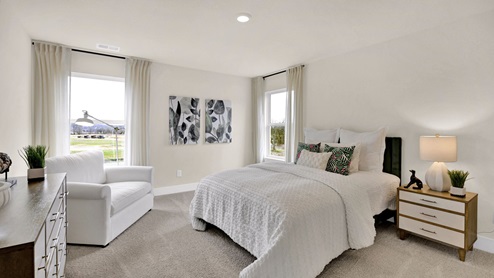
189 162 376 278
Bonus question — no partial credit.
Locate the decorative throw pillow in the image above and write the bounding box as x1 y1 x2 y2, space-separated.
296 149 332 170
323 145 355 176
295 142 321 164
339 127 387 172
304 128 340 144
323 142 361 174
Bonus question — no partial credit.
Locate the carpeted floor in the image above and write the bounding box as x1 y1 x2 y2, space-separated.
66 192 494 278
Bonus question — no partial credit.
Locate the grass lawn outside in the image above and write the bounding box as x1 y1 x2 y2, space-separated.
70 135 124 163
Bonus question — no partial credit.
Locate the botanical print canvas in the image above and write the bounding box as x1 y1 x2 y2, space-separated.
169 96 200 145
205 99 232 144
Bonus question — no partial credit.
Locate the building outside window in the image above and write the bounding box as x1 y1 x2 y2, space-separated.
265 90 287 160
70 73 125 164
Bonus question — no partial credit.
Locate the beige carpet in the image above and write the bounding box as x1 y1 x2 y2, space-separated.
66 192 494 278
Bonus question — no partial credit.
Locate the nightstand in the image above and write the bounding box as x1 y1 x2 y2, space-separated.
397 185 478 261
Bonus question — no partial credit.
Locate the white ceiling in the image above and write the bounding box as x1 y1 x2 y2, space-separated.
5 0 494 77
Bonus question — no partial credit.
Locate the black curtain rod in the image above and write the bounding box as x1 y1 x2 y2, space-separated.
263 70 286 79
72 48 125 60
262 65 305 79
31 42 125 60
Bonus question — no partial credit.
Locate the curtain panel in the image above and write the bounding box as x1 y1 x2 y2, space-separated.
33 42 71 156
124 58 151 166
285 65 304 163
252 77 266 163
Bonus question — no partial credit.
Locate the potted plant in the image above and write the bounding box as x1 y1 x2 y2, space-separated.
448 169 470 197
18 145 48 181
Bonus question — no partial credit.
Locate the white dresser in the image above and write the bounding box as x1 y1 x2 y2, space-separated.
397 185 477 261
0 173 67 277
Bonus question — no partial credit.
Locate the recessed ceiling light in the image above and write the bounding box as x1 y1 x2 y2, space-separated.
237 13 251 23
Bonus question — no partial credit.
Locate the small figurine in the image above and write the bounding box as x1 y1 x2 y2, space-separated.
404 169 423 190
0 152 16 186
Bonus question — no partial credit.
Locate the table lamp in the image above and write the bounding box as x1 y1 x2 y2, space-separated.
420 135 457 191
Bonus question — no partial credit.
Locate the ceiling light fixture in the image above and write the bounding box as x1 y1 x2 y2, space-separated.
236 13 251 23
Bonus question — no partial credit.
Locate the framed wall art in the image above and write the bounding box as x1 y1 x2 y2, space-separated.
205 99 232 144
169 96 201 145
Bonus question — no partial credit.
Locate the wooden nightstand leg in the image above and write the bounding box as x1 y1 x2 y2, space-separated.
398 229 408 240
469 245 473 251
458 249 466 261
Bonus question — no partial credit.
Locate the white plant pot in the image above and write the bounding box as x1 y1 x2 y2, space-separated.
0 181 11 209
450 186 466 197
28 168 45 181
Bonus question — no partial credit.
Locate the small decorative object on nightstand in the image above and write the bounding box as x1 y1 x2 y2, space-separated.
448 170 470 197
397 184 477 261
404 169 423 190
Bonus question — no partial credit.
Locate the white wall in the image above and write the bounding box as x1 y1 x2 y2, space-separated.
305 10 494 240
70 52 253 187
0 2 33 176
149 63 253 187
71 51 125 78
265 72 286 92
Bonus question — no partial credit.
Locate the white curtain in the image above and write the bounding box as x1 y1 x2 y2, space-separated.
124 58 151 166
285 65 304 163
252 77 266 163
33 42 71 156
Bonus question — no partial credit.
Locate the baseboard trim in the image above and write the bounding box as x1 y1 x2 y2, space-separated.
153 183 197 196
474 234 494 254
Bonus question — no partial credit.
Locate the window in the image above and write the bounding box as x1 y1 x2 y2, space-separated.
265 90 287 160
70 73 125 164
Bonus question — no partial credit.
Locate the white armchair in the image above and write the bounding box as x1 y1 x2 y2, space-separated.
46 150 154 246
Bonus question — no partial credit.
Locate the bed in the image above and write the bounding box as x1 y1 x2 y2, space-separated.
190 137 402 278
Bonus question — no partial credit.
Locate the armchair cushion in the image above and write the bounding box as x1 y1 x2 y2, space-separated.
108 181 152 215
46 150 106 184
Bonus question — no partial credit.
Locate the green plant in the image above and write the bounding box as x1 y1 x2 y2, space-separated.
448 170 470 188
18 145 49 169
270 126 285 151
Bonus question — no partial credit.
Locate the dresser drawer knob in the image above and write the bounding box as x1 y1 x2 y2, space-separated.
420 228 437 234
420 212 437 218
420 198 437 204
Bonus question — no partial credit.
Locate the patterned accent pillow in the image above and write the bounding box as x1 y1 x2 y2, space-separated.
295 142 321 164
296 149 333 170
323 144 356 175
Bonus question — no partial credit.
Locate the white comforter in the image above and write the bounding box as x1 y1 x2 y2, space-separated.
189 162 377 278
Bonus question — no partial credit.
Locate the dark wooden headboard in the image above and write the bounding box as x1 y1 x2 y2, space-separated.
383 137 402 180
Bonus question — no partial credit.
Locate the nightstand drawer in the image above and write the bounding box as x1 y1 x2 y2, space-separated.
399 201 464 231
400 191 464 213
399 216 464 248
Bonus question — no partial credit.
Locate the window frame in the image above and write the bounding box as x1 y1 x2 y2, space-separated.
69 72 126 164
264 89 287 161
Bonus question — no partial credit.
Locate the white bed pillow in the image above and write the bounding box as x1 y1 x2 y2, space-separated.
304 128 340 144
297 149 332 170
339 127 387 172
323 142 361 174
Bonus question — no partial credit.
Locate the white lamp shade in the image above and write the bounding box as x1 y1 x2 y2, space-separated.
420 135 457 162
